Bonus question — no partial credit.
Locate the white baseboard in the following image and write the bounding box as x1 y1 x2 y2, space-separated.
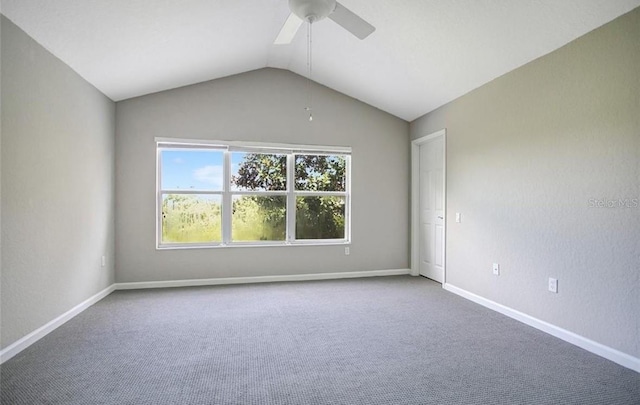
115 269 410 290
0 284 116 364
443 283 640 373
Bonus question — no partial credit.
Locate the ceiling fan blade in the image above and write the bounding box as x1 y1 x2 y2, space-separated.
274 13 304 45
328 2 375 40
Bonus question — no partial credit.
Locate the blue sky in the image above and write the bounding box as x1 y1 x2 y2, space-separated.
161 150 247 190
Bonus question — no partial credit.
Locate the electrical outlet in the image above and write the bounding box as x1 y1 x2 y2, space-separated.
492 263 500 276
345 247 350 256
548 278 558 293
456 213 461 223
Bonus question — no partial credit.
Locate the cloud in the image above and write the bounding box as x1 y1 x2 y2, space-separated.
193 165 223 189
173 157 184 164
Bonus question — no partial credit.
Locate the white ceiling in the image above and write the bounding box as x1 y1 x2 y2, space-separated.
3 0 639 121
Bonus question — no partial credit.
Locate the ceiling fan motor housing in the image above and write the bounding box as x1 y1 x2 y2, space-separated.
289 0 337 23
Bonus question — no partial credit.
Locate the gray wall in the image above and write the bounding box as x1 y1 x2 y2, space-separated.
411 8 639 358
1 16 116 349
115 68 409 282
0 12 3 346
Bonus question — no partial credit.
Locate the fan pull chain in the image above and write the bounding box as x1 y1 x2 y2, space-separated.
305 21 313 122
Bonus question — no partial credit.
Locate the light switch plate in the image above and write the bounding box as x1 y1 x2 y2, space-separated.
456 213 461 223
492 263 500 276
548 277 558 293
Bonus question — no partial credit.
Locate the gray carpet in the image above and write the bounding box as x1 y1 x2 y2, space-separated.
1 276 638 405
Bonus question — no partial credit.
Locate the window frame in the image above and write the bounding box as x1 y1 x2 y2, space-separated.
156 138 351 249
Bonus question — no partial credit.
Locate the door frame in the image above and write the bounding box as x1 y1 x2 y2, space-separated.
411 129 447 282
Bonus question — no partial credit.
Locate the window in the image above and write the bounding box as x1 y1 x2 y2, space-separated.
157 139 351 248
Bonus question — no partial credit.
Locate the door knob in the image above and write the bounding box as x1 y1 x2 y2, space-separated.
438 216 443 219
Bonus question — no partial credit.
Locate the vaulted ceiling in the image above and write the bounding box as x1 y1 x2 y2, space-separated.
3 0 639 121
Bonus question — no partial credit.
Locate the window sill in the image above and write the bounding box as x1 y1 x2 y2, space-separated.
156 241 351 251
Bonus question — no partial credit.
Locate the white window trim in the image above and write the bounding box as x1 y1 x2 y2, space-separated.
155 137 351 154
156 138 351 250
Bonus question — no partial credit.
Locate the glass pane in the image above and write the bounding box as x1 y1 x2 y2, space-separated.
296 196 345 240
295 155 346 192
161 150 224 191
231 152 287 191
161 194 222 243
232 195 286 241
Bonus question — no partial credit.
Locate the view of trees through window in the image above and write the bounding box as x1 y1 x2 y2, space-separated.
159 146 348 246
162 194 222 243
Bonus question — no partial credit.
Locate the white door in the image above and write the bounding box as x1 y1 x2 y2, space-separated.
419 136 445 282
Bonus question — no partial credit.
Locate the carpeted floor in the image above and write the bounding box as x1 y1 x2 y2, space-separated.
1 276 638 404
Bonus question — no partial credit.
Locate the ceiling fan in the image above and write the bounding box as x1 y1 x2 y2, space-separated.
274 0 375 44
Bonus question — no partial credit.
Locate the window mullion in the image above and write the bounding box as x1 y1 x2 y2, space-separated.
222 151 232 245
292 191 347 197
286 154 296 243
231 190 288 196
